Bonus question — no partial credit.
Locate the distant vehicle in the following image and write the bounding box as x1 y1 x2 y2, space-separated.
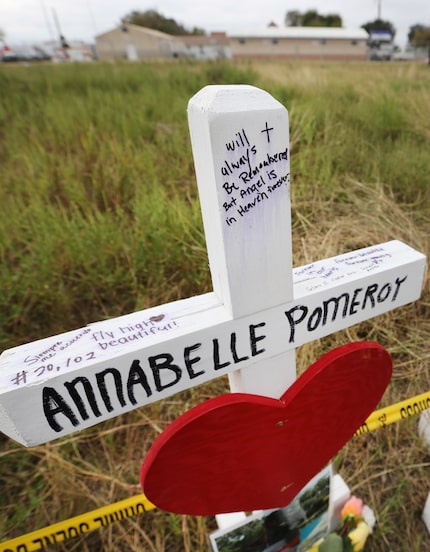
392 49 416 61
368 29 395 61
1 43 18 62
369 43 394 61
0 42 51 62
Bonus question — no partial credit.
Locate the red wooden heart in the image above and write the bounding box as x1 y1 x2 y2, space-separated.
140 342 392 515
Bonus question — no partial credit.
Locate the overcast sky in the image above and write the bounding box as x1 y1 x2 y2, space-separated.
1 1 429 48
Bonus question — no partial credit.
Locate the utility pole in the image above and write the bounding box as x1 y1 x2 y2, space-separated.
377 0 382 20
52 8 69 59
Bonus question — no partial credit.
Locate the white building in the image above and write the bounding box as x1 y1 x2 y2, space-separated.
228 27 369 61
95 24 187 60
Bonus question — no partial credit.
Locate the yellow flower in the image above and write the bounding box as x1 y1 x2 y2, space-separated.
341 495 364 520
347 520 371 551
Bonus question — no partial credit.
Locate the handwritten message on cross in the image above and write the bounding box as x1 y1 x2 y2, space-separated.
0 85 425 448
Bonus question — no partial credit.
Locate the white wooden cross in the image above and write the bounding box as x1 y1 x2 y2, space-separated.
0 85 426 448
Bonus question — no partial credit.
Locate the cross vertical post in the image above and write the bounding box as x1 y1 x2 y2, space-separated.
188 85 296 397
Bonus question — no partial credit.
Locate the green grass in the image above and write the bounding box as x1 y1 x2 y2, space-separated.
0 59 429 551
0 61 259 348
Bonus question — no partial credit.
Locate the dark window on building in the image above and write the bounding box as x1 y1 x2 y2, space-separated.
239 38 246 44
351 39 358 45
320 39 326 45
272 38 278 45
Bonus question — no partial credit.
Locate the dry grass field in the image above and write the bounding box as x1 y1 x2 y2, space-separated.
0 59 429 551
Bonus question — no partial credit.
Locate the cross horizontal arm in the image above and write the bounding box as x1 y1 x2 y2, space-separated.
0 240 425 446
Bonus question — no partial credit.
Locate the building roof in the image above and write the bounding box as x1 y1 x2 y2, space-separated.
228 26 369 41
96 24 180 42
179 32 229 46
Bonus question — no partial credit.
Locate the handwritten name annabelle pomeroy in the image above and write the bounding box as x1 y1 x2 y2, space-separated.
221 127 290 228
42 274 407 434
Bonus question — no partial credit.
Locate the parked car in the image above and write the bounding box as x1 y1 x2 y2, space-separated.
0 43 18 62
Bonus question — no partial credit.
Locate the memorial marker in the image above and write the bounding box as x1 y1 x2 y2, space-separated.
0 85 426 448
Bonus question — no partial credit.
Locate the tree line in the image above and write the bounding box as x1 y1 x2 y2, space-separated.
121 8 429 48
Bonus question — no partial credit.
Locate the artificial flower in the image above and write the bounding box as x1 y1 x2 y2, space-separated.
341 495 364 520
361 505 376 532
306 495 372 551
346 520 371 551
338 495 365 541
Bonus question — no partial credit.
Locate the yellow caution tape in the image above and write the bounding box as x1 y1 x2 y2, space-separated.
0 494 155 552
353 390 430 436
2 392 429 551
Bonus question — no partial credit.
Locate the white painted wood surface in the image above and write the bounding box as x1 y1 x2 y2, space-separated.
0 85 426 446
188 85 292 319
188 85 296 397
